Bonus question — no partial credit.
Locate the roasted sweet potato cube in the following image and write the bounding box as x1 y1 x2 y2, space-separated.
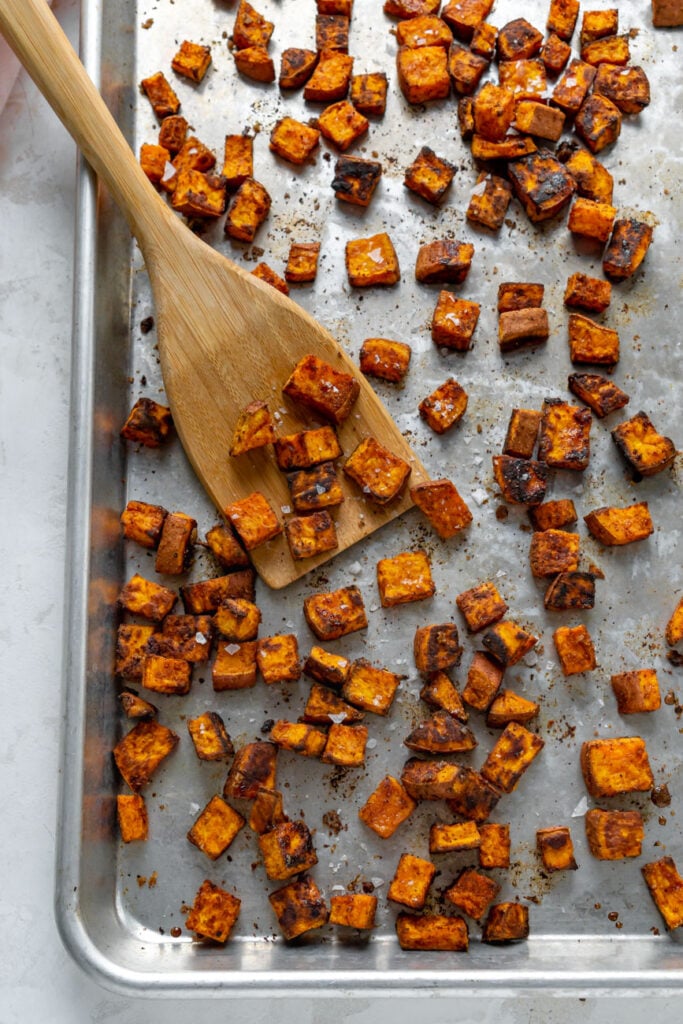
446 869 500 919
652 0 683 27
113 719 179 791
594 64 651 114
537 826 577 872
376 550 435 607
568 196 617 243
528 498 578 532
575 94 621 153
213 640 258 691
158 114 188 155
441 0 494 41
229 400 276 457
117 793 149 842
431 293 480 350
396 15 453 49
611 669 661 715
270 720 327 758
224 178 271 241
279 48 319 89
562 145 613 202
470 20 497 57
269 117 320 165
317 100 369 151
666 597 683 647
285 242 321 284
415 240 474 285
121 397 172 447
466 172 512 231
221 134 253 190
538 399 592 471
564 274 612 314
456 582 508 634
413 623 462 674
448 43 488 95
118 689 157 720
551 58 596 114
343 658 401 715
388 853 437 909
603 218 654 281
580 8 618 45
140 143 171 185
287 464 344 513
581 35 630 67
185 880 241 943
223 740 277 799
584 502 654 546
316 13 349 52
508 150 575 222
257 634 301 684
470 134 538 160
642 858 683 930
553 624 596 676
493 455 548 505
568 313 620 366
430 820 481 854
498 282 544 312
321 723 368 766
303 647 351 688
410 478 473 538
497 18 543 60
473 83 515 141
359 337 411 383
479 823 511 868
181 570 255 612
406 761 500 820
171 136 216 178
269 876 328 939
503 409 541 459
251 261 290 295
304 586 368 640
540 32 572 75
581 736 654 797
345 232 400 287
285 511 339 561
275 425 342 469
154 512 196 575
350 72 388 117
344 436 411 504
188 796 245 860
171 170 226 218
612 411 677 479
544 571 596 612
397 44 451 103
188 711 234 761
329 893 377 929
404 146 455 205
547 0 580 40
462 651 504 710
458 96 475 138
147 614 212 662
204 524 249 571
396 913 469 951
498 308 550 351
119 574 176 622
120 500 167 550
171 40 211 83
481 722 544 794
116 624 156 680
233 0 273 49
498 58 547 100
303 49 354 101
303 683 364 725
420 671 468 721
140 71 180 119
224 492 281 550
514 100 565 141
419 378 468 434
359 775 416 838
404 711 476 754
487 689 540 728
585 808 644 860
332 154 382 206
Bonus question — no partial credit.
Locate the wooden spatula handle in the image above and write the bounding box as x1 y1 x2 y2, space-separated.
0 0 175 248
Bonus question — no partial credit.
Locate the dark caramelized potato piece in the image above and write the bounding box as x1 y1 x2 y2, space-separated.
285 242 321 283
233 1 274 49
415 240 474 284
431 294 480 350
302 682 364 725
345 232 400 286
359 337 411 382
287 463 344 513
466 172 512 230
551 58 596 114
404 146 455 205
413 623 462 673
303 646 351 688
562 145 613 202
503 409 541 458
540 33 572 75
641 858 683 931
118 684 157 718
259 820 318 880
170 170 226 218
187 711 234 761
269 117 320 164
585 808 644 860
508 149 575 222
251 262 289 295
462 651 504 711
350 72 389 116
285 511 339 561
224 178 271 242
121 500 167 550
492 455 548 505
430 821 481 854
205 523 250 570
441 0 494 41
487 689 539 728
396 913 469 952
329 893 377 930
321 723 368 766
303 49 354 102
547 0 580 41
279 48 319 90
140 71 180 119
113 720 179 791
118 574 177 622
358 775 416 838
528 498 578 532
171 40 211 83
581 736 654 798
497 18 543 60
568 314 620 366
397 45 451 103
158 114 188 155
401 761 499 820
536 826 577 872
283 354 360 424
580 8 618 45
445 868 499 920
181 570 255 612
343 659 401 715
410 478 472 538
214 598 261 642
188 796 245 860
479 823 511 869
538 398 592 471
611 411 677 478
388 853 437 909
652 0 683 28
148 613 212 662
482 902 529 943
497 282 544 312
303 585 368 640
481 722 544 794
121 397 173 447
256 634 301 684
274 425 341 470
584 502 654 546
332 155 382 206
498 308 550 351
404 711 476 754
249 788 286 835
448 43 488 95
185 880 240 943
530 528 580 578
376 550 435 607
420 671 468 722
269 877 328 940
610 669 661 714
154 512 196 575
544 571 596 611
564 273 612 314
316 13 350 52
344 437 411 504
574 94 622 154
117 793 149 842
223 741 277 800
593 65 651 115
456 581 508 634
482 621 537 667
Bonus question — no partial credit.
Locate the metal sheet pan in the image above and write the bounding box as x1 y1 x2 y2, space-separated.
56 0 683 995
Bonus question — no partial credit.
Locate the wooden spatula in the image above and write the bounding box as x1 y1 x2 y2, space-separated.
0 0 429 588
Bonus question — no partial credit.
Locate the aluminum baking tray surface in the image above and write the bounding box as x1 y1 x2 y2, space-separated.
55 0 683 995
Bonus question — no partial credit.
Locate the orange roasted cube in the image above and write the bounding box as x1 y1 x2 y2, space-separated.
471 20 498 58
212 640 258 691
462 651 504 710
303 646 351 688
611 669 661 715
652 0 683 28
303 683 364 725
259 820 318 880
224 178 271 242
498 308 550 352
419 378 468 434
481 722 544 793
117 794 149 842
607 217 653 280
170 136 216 179
420 671 468 721
171 40 211 83
229 400 276 456
343 658 401 715
358 775 416 838
155 511 196 575
456 581 507 633
251 261 289 295
376 550 435 607
487 689 540 728
316 13 350 51
113 719 179 791
279 48 319 90
529 528 580 578
479 823 511 869
118 574 176 622
345 232 400 286
181 570 255 612
568 313 620 366
429 820 481 854
118 689 157 719
285 242 321 283
404 761 500 820
581 35 630 67
528 498 578 531
120 500 167 550
269 117 320 164
187 711 234 761
140 71 180 119
115 624 156 681
413 623 462 674
396 913 469 951
642 858 683 931
564 273 612 314
410 478 473 538
503 409 541 459
498 58 547 100
498 282 545 311
283 353 360 424
547 0 580 41
574 94 621 153
188 796 245 860
224 492 281 550
441 0 494 41
415 239 474 284
611 411 677 479
493 455 549 505
580 8 618 45
303 49 354 101
540 32 572 74
344 436 411 504
274 425 342 469
553 624 596 676
396 15 453 49
185 880 241 943
543 571 596 612
666 597 683 647
222 134 253 189
404 711 476 754
508 149 575 222
431 293 480 350
448 43 488 95
388 853 437 909
562 145 613 202
568 196 617 242
585 808 644 860
359 337 411 382
224 741 277 800
233 0 273 49
482 620 537 667
303 586 368 640
473 83 516 141
158 114 188 155
170 170 226 217
593 64 651 115
514 101 565 141
140 143 171 185
269 877 328 940
497 18 543 60
404 146 455 205
466 171 512 231
257 634 301 684
584 502 654 546
350 72 389 116
470 134 537 160
321 723 368 766
536 826 578 872
551 58 596 114
120 396 172 447
147 614 212 662
317 100 369 151
581 736 654 798
332 155 382 206
445 869 500 920
397 45 451 103
329 894 377 930
285 512 339 561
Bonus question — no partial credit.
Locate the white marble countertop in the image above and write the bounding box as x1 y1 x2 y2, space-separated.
1 2 680 1019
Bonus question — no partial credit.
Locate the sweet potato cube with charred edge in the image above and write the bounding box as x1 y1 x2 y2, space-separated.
540 33 572 75
229 401 277 456
419 379 468 434
113 720 179 791
322 723 368 766
498 308 550 351
446 869 500 919
553 624 596 676
397 15 453 49
116 624 156 680
158 114 188 155
344 437 411 504
205 523 250 570
441 0 494 41
471 21 498 58
376 550 435 607
611 669 661 715
537 826 577 872
119 689 157 719
503 409 542 460
148 612 211 662
584 502 654 546
481 722 544 794
388 853 437 909
249 792 286 840
268 876 328 940
580 8 618 45
332 155 382 206
345 232 400 287
430 820 481 854
612 411 677 479
431 294 480 350
316 13 350 52
529 498 578 532
564 274 612 314
562 145 613 202
155 512 196 575
140 143 170 186
185 880 241 943
498 58 547 100
304 586 368 641
514 101 565 141
275 425 342 470
222 135 253 190
582 737 655 798
359 775 416 838
224 492 281 550
463 651 504 710
493 455 549 505
285 242 321 284
171 170 226 218
509 150 575 223
119 574 176 622
404 146 455 205
538 398 592 470
350 72 389 116
642 857 683 931
585 808 644 860
575 94 621 153
420 671 468 722
117 794 149 842
317 100 369 151
473 83 516 141
466 172 512 231
603 218 654 280
448 43 488 95
304 646 351 688
568 196 617 243
140 71 180 119
568 314 620 366
233 1 273 49
415 240 474 285
270 720 327 758
548 0 579 40
257 634 301 684
121 397 173 447
279 48 319 90
121 500 167 550
303 50 354 101
343 658 401 715
170 136 216 179
666 598 683 647
171 40 211 83
287 464 344 513
404 711 477 754
303 683 364 725
396 913 469 952
213 640 258 691
581 35 630 67
285 511 339 561
470 134 538 161
188 796 245 860
224 741 277 800
269 118 320 165
224 178 271 242
593 65 650 115
456 582 508 634
188 712 234 761
479 824 511 868
359 337 411 382
397 45 451 103
551 59 596 114
487 689 540 728
181 570 255 612
497 18 543 60
498 282 544 312
413 623 462 674
412 762 500 820
411 478 473 538
329 893 377 930
544 571 596 612
652 0 683 27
